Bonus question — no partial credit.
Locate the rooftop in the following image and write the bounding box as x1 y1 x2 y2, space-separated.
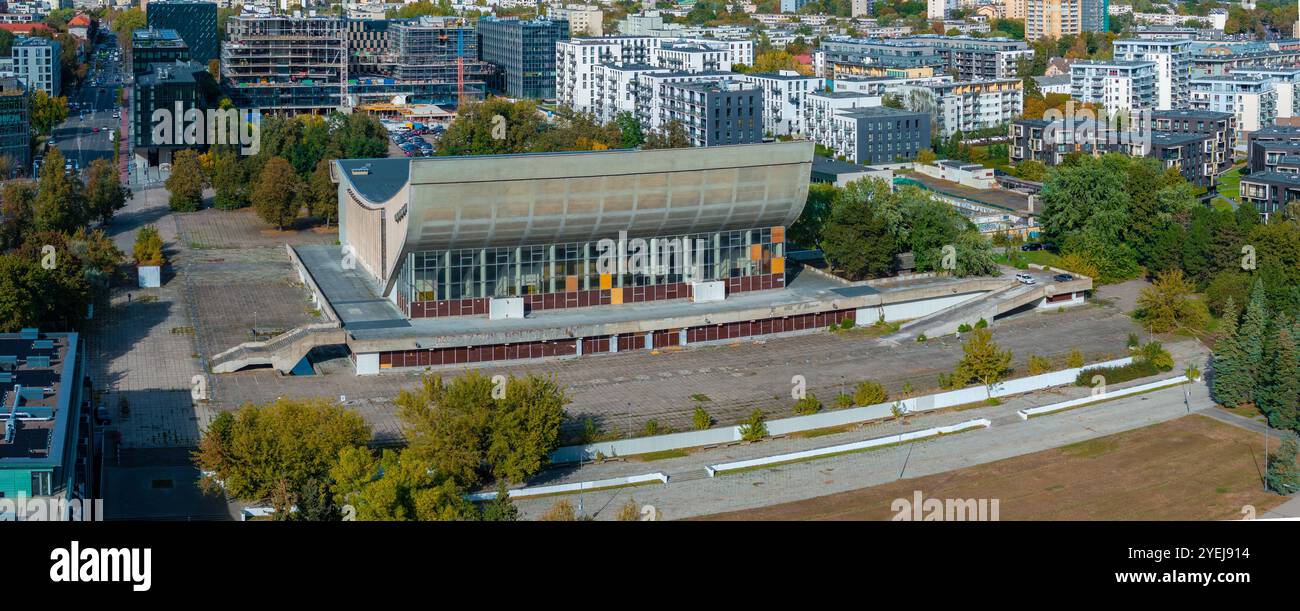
0 331 76 465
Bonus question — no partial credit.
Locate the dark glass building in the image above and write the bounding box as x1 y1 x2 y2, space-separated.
132 61 219 167
476 16 569 100
131 28 191 77
0 76 29 177
146 1 219 64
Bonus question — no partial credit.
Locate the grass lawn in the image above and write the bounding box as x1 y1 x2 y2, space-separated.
695 414 1290 520
1217 167 1242 204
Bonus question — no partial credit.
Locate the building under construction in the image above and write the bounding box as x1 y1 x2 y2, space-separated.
221 12 491 113
221 12 346 112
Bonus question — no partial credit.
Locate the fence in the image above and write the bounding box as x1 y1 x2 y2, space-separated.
550 357 1135 463
705 418 991 476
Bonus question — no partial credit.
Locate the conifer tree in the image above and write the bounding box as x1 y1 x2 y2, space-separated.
1211 297 1251 408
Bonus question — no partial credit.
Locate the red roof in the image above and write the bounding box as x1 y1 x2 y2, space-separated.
794 54 812 65
70 15 92 27
0 23 54 35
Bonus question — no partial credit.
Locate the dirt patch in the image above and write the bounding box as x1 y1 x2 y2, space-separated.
695 414 1289 521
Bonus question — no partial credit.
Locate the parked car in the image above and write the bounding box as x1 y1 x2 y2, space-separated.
1041 241 1059 252
1053 273 1074 282
1015 273 1037 285
1020 242 1043 252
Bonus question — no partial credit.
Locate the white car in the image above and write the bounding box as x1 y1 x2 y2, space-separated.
1015 273 1037 285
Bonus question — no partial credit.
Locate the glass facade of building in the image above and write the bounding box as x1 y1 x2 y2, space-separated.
147 1 219 64
397 227 783 305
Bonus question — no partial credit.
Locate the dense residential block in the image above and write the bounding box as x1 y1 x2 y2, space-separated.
1071 60 1158 113
1151 109 1236 174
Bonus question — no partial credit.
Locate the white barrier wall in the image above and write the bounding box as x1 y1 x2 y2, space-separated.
1016 376 1188 420
550 356 1134 463
464 472 669 502
706 418 991 476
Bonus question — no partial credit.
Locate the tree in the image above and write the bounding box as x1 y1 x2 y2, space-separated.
193 399 372 514
1237 279 1270 392
84 158 130 224
308 158 337 226
210 149 248 210
819 179 898 280
1135 269 1209 333
739 408 768 441
398 371 570 488
789 182 835 248
329 447 478 521
479 484 519 521
436 98 546 156
164 149 205 212
953 328 1013 391
28 90 68 135
252 156 303 229
953 229 999 277
1012 160 1047 181
1211 297 1251 408
1265 438 1300 495
1205 271 1252 318
1256 325 1299 431
133 225 165 266
614 111 644 148
0 180 37 250
33 148 86 233
642 120 692 149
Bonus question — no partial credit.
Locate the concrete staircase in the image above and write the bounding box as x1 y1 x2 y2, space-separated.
210 322 349 374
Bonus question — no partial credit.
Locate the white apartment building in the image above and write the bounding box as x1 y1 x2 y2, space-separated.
733 70 824 136
928 0 957 19
1112 38 1192 111
1231 67 1300 120
893 79 1024 137
1070 60 1158 114
557 36 753 113
801 91 881 151
591 63 670 123
1191 74 1279 145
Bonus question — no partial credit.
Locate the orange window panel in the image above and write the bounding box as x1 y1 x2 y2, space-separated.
610 287 623 305
771 257 785 274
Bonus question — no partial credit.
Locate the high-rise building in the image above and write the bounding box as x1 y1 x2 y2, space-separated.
477 16 570 100
146 1 218 64
132 60 219 168
1025 0 1108 40
1071 60 1157 113
1112 38 1191 110
221 13 345 112
661 78 764 146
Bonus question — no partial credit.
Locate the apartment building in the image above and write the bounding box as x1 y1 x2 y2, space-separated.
802 90 880 152
1070 60 1157 113
1151 109 1236 174
556 36 751 113
660 78 763 146
895 78 1024 137
828 106 931 164
1112 38 1191 110
549 4 603 36
1026 0 1107 40
816 37 945 79
906 35 1033 81
10 36 59 96
1190 74 1278 145
733 70 823 136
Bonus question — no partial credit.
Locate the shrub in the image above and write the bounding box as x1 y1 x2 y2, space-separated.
692 406 712 430
1139 341 1174 372
133 225 165 266
853 380 888 406
1074 360 1163 386
739 409 768 441
1067 348 1085 368
794 394 822 415
1027 354 1052 375
539 500 578 521
916 333 927 342
839 317 855 330
616 500 640 521
974 318 988 329
1126 333 1140 349
582 417 597 444
642 419 663 436
957 323 972 333
835 393 854 408
1055 252 1099 279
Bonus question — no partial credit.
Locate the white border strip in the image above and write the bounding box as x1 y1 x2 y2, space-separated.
464 472 669 502
1016 377 1189 420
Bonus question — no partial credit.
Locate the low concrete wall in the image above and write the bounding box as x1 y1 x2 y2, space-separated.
463 472 669 502
550 356 1134 463
706 418 991 476
1017 375 1188 420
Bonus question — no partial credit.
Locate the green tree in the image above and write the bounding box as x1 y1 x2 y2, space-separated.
164 149 205 212
953 229 999 277
1012 159 1047 181
193 398 372 514
479 484 519 521
436 98 546 156
789 182 835 248
739 408 768 441
485 375 568 484
252 156 303 229
28 90 68 135
1211 297 1251 408
0 180 36 249
614 111 645 148
33 148 86 233
1237 279 1270 392
1135 269 1209 333
329 447 477 521
210 150 248 210
133 225 164 266
84 158 130 224
819 179 897 280
853 380 887 406
1256 325 1299 430
642 120 692 149
953 328 1013 391
308 158 337 226
1265 438 1300 495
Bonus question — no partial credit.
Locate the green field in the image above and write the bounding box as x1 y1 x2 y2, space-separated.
1216 166 1242 205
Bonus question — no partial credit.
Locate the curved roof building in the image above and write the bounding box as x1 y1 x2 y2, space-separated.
333 141 814 306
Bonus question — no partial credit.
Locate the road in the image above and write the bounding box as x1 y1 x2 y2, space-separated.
42 34 125 178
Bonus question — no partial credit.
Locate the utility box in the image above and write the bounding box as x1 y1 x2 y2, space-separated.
137 265 161 288
691 281 725 303
489 297 525 320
